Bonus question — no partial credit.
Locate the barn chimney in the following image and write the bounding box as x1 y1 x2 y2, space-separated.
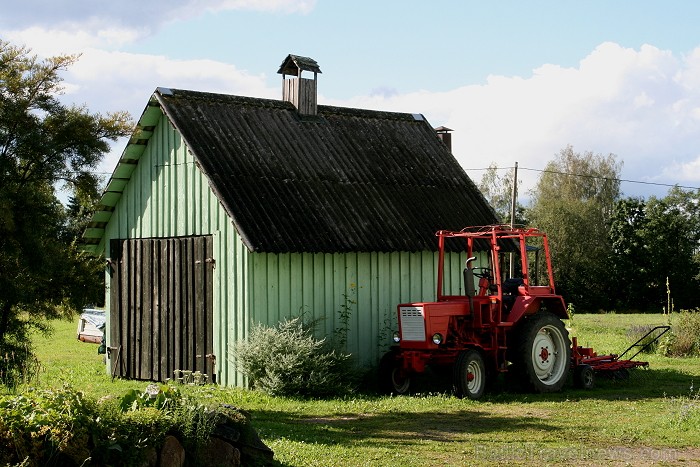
435 126 453 152
277 54 322 117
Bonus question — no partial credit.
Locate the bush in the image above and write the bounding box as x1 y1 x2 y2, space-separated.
0 384 265 466
0 385 98 466
663 309 700 357
233 317 358 397
0 384 174 466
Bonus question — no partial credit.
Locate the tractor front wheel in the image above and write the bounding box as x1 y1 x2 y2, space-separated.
453 349 487 400
379 350 411 395
515 312 571 393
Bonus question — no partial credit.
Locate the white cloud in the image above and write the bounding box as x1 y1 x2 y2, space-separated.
329 42 700 199
633 92 654 109
1 0 316 50
53 48 277 174
4 26 143 55
192 0 316 14
2 0 315 27
660 155 700 183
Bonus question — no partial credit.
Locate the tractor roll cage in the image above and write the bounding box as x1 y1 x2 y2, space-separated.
435 225 557 302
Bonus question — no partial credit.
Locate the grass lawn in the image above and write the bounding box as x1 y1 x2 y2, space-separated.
27 312 700 466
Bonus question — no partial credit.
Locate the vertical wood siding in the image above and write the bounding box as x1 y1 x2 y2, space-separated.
244 250 470 371
282 77 317 115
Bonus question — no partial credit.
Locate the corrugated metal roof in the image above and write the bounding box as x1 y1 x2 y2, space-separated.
84 87 498 253
156 88 497 253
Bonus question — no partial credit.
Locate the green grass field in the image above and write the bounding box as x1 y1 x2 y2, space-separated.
29 313 700 466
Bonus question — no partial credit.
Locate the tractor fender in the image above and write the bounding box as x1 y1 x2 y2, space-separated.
508 295 568 323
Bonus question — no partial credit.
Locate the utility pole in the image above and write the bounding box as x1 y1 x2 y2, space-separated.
509 162 518 278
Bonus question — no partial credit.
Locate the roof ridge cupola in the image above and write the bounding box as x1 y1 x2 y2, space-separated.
277 54 321 117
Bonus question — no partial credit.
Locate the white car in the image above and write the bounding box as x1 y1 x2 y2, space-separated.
76 308 105 344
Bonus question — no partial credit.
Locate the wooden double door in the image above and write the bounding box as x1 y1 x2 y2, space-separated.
109 236 215 383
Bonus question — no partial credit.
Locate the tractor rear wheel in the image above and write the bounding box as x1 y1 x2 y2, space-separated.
453 349 486 400
379 350 411 395
514 312 571 393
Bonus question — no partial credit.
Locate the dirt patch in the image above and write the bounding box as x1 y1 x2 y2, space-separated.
301 414 373 424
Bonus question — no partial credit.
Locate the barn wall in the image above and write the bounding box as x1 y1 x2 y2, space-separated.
243 250 473 372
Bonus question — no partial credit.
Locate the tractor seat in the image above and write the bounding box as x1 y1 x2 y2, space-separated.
503 277 524 295
502 277 524 312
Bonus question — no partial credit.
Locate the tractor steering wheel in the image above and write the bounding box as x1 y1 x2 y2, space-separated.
471 267 493 280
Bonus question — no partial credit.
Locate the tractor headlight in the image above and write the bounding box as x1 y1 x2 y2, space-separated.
432 333 443 345
392 331 401 343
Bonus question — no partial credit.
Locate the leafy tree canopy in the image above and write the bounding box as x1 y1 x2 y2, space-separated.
609 188 700 310
527 145 622 311
0 39 132 378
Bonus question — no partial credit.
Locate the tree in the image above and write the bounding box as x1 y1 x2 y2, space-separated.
63 176 103 244
478 163 526 225
527 145 622 311
0 40 131 383
608 188 700 311
642 188 700 309
608 197 652 309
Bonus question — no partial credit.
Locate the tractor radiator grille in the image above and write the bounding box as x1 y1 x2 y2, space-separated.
399 306 426 341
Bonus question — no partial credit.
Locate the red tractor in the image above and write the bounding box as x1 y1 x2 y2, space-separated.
380 225 572 399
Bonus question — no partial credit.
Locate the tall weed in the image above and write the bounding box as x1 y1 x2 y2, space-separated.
666 384 700 431
0 342 41 392
663 309 700 357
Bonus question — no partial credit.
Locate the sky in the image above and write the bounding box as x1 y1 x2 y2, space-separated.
3 0 700 201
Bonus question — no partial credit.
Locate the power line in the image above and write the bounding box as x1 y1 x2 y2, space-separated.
464 165 700 191
35 167 700 192
521 166 700 190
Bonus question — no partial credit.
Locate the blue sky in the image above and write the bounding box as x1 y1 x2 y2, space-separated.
3 0 700 199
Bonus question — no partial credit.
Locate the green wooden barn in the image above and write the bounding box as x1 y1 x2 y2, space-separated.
83 54 498 387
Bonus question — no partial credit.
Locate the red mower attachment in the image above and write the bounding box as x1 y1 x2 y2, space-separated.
571 325 671 389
